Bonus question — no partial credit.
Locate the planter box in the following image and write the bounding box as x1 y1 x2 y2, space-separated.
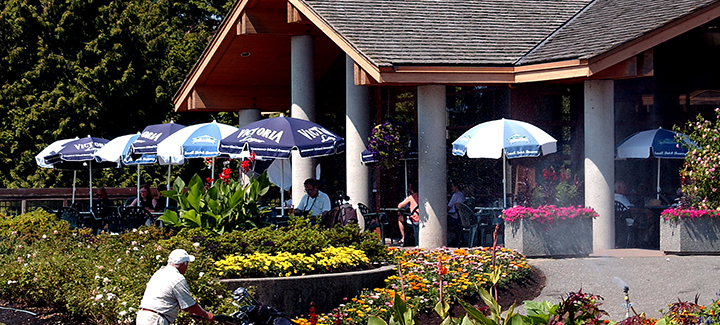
504 218 593 257
660 217 720 254
220 265 395 317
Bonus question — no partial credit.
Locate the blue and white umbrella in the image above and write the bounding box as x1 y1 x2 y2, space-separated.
157 121 238 165
131 122 186 155
615 127 696 199
35 137 79 169
94 133 157 203
42 136 114 209
156 121 238 185
219 116 345 214
219 116 345 159
452 118 557 207
129 122 186 204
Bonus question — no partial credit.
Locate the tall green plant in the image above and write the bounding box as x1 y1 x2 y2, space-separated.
159 172 271 234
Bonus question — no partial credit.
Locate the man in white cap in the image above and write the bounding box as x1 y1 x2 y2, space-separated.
136 249 214 324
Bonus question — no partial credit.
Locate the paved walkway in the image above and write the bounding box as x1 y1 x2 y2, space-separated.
521 249 720 321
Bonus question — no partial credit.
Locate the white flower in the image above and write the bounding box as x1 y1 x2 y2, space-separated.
106 293 115 300
103 277 111 284
131 241 138 246
7 280 17 284
119 310 127 316
155 255 161 260
133 247 139 251
11 231 17 235
94 294 103 301
198 272 205 278
116 258 122 263
41 234 46 239
193 242 200 248
121 301 127 306
133 229 138 232
53 230 58 235
95 276 101 280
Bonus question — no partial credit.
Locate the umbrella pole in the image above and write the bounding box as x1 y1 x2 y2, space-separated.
211 158 215 181
657 158 661 200
280 160 285 216
404 160 409 195
503 152 507 208
137 165 141 204
89 161 93 210
166 165 171 207
72 170 77 205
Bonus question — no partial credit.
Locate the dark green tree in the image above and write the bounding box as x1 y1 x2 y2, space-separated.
0 0 235 188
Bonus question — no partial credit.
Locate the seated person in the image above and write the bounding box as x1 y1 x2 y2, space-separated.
616 181 654 247
447 183 465 246
129 184 160 212
294 178 331 217
397 182 419 245
94 187 112 208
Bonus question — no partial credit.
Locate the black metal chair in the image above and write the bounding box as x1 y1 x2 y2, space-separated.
615 201 634 248
400 206 420 246
358 203 388 245
56 206 84 229
118 206 153 231
455 202 480 247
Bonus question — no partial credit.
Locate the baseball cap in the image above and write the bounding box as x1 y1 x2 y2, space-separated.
168 249 196 264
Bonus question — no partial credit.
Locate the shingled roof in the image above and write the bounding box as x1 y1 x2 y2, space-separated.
299 0 720 67
518 0 720 64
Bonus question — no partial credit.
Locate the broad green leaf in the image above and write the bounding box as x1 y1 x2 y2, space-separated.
435 300 450 319
368 315 388 325
158 210 180 226
182 210 201 228
459 300 494 325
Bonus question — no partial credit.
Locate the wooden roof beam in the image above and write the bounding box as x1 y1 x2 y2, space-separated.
187 86 291 112
237 8 309 36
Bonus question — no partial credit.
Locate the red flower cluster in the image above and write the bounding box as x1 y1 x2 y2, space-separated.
241 151 257 173
219 168 232 184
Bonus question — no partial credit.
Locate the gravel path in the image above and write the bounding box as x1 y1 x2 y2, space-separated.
520 250 720 321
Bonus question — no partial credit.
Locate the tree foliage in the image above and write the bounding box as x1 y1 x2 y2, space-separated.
0 0 235 188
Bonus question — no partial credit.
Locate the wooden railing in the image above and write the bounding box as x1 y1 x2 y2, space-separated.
0 187 137 215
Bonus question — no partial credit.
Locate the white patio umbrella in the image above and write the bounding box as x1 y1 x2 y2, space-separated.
156 121 239 181
36 137 80 203
42 136 115 209
451 118 557 207
615 127 696 200
93 133 157 203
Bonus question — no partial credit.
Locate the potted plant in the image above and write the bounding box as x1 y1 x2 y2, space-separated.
502 205 597 257
659 208 720 254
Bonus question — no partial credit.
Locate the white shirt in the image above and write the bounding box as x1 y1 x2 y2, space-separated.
448 191 465 215
139 265 196 323
296 191 331 216
615 193 633 207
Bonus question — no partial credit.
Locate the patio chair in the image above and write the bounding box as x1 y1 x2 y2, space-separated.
56 206 84 229
455 202 480 247
615 201 634 248
358 203 388 245
118 206 153 231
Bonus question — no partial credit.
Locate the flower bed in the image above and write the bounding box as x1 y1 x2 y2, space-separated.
292 246 531 324
502 206 597 257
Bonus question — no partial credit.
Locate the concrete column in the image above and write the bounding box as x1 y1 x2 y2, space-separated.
417 85 447 248
291 35 316 202
238 109 261 127
345 56 371 207
584 80 615 252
